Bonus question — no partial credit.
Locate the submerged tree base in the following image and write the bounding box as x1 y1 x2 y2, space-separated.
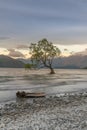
50 68 55 74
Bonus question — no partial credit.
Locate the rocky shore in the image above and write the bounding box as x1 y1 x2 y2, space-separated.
0 92 87 130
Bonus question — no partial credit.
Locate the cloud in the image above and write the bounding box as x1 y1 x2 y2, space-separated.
64 49 68 51
74 48 87 56
16 45 29 49
0 0 87 46
1 0 87 23
8 48 25 58
0 36 10 40
7 49 14 52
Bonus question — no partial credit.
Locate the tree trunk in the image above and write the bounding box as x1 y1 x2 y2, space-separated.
50 68 55 74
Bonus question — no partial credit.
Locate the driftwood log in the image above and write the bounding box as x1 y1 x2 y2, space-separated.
16 91 45 98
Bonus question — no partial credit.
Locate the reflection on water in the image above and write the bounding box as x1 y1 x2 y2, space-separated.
0 68 87 102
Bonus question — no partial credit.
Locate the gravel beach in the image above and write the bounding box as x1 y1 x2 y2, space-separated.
0 92 87 130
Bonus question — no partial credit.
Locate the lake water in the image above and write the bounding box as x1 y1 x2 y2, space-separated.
0 68 87 103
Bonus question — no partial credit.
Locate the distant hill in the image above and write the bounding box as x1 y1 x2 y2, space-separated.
18 55 87 69
0 55 25 68
0 54 87 69
18 58 31 64
53 55 87 69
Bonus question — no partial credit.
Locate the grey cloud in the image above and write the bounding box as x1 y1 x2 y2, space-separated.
7 49 14 52
16 45 29 49
0 36 10 40
74 49 87 56
64 49 68 51
0 0 87 46
8 48 24 58
1 0 87 22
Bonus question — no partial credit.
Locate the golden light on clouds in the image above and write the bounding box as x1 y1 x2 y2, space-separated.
0 43 87 59
0 48 9 55
61 51 71 57
17 49 30 58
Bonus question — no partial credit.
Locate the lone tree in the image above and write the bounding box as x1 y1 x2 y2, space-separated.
29 38 61 74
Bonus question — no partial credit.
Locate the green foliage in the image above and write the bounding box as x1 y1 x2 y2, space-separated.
24 63 35 69
29 38 61 73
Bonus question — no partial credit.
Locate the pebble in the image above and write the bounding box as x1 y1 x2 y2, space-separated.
0 92 87 130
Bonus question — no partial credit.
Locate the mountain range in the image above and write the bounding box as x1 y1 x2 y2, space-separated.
0 54 87 68
19 55 87 69
0 55 24 68
53 55 87 69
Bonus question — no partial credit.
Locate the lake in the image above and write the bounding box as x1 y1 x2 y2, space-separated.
0 68 87 103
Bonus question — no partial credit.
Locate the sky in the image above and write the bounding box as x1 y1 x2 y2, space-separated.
0 0 87 58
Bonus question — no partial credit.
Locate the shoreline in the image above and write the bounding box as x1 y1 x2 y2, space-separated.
0 91 87 130
0 81 87 104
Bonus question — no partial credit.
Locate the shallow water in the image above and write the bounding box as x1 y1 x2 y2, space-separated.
0 68 87 103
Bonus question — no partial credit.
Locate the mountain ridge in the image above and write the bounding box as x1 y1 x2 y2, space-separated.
0 54 87 68
18 54 87 69
0 55 25 68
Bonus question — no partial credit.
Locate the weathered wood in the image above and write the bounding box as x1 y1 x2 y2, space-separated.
16 91 45 98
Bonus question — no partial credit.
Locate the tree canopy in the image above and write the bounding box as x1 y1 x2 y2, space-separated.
29 38 61 74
